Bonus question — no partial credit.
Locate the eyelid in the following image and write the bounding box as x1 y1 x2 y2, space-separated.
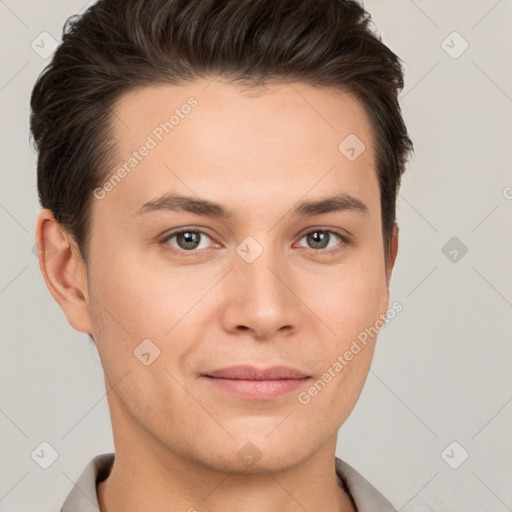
295 225 353 242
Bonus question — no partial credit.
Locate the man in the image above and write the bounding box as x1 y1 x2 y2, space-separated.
31 0 413 510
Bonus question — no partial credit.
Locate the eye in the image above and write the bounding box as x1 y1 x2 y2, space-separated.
161 229 215 253
295 229 349 255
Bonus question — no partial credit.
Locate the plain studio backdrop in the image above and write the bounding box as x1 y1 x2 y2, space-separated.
1 1 511 511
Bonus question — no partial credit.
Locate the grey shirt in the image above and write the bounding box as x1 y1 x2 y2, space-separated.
60 452 396 511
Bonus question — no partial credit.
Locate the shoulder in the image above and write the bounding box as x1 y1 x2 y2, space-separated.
335 456 397 511
60 452 115 512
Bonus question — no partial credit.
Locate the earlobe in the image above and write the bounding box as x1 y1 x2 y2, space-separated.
35 209 93 335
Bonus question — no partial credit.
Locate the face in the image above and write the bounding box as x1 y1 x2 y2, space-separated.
77 79 396 473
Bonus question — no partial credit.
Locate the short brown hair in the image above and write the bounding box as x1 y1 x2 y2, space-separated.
30 0 413 266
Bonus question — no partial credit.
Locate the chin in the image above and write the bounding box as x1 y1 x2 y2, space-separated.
206 449 308 476
201 432 313 475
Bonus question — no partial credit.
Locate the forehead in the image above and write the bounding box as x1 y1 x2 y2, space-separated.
111 78 374 152
102 78 379 221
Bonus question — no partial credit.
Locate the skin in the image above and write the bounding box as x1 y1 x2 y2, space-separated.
36 78 398 512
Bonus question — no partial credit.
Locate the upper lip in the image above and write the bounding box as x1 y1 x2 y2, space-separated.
204 365 309 380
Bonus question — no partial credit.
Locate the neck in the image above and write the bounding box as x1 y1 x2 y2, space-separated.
97 432 355 512
98 458 355 512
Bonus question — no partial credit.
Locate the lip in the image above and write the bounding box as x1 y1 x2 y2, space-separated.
204 365 309 380
201 365 311 400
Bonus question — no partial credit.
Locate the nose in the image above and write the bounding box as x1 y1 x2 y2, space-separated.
219 245 305 341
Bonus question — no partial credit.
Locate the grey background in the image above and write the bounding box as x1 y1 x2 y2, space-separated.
1 0 511 510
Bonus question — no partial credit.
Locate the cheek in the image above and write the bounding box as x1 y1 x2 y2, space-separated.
300 258 385 406
89 247 189 337
87 249 208 388
303 336 376 429
308 261 386 343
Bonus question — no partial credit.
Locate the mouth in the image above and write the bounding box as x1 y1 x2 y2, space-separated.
201 365 312 400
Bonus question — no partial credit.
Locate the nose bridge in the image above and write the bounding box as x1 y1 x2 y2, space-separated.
238 243 287 302
220 235 302 337
238 234 290 302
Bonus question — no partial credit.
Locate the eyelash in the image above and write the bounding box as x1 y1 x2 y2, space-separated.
158 227 352 258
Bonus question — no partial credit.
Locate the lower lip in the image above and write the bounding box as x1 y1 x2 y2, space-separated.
202 376 311 400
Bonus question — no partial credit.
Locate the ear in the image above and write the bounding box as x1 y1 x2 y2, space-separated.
34 209 93 335
385 223 399 292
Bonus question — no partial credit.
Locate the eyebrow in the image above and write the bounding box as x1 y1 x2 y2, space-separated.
131 192 370 219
